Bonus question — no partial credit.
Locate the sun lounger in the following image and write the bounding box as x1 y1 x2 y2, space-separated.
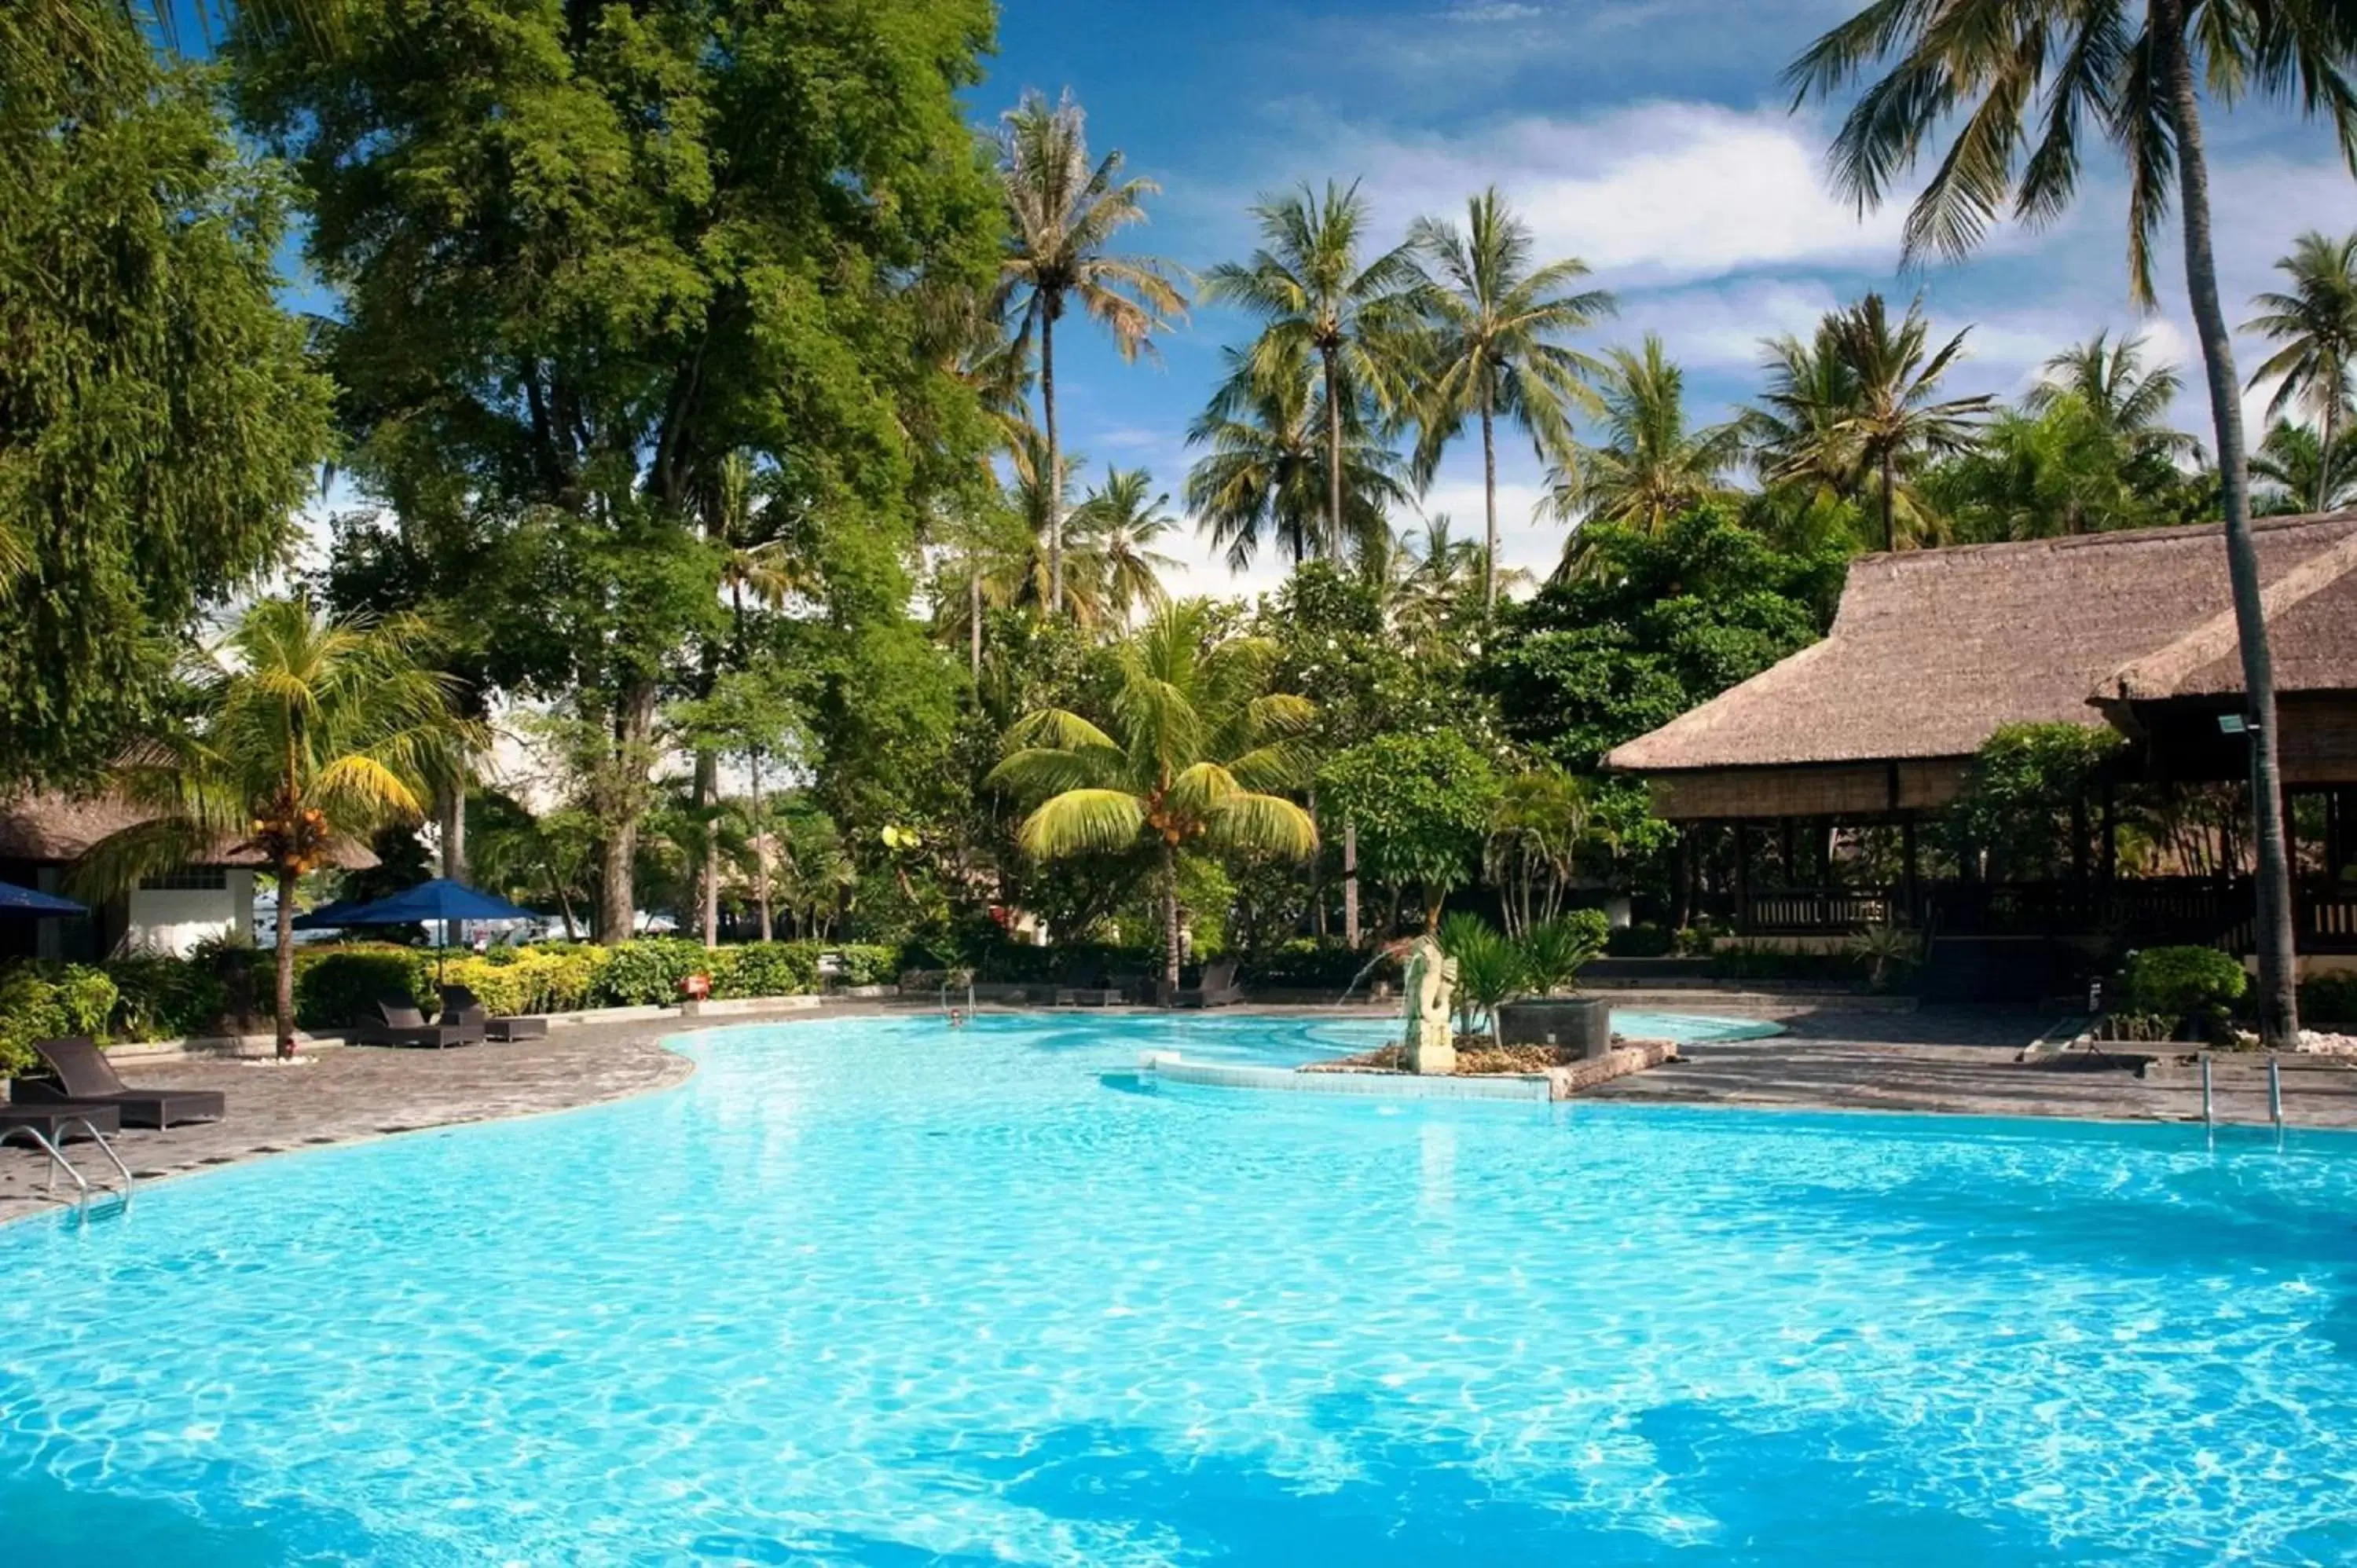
1166 960 1244 1009
354 996 483 1050
439 984 548 1042
14 1037 226 1128
0 1101 130 1195
1055 968 1129 1006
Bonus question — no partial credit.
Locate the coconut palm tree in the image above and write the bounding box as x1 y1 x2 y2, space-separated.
988 600 1318 995
79 598 478 1058
1000 428 1108 628
1401 187 1615 617
2252 419 2357 515
1184 346 1413 570
1812 294 1995 551
1745 324 1867 519
2245 231 2357 514
994 90 1187 616
1202 180 1421 562
1071 467 1181 626
1546 335 1743 570
1785 0 2357 1046
2029 331 2196 456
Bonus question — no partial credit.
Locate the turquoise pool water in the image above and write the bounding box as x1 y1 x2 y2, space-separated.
2 1013 2352 1565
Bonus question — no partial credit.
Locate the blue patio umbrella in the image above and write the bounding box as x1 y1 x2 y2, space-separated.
0 881 86 918
289 896 365 932
319 878 541 982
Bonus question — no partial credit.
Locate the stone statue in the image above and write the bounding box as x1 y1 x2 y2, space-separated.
1401 935 1459 1075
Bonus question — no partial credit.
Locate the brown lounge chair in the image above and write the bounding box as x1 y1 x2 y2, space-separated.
354 996 484 1050
0 1101 130 1195
14 1037 226 1128
1167 960 1244 1009
439 984 548 1042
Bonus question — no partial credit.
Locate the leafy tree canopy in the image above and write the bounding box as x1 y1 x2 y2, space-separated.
0 2 332 787
1317 730 1503 923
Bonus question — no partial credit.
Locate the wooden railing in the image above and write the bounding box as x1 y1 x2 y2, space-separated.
1736 887 1893 934
1706 877 2357 954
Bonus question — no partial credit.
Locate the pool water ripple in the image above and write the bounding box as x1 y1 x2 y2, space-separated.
2 1013 2353 1565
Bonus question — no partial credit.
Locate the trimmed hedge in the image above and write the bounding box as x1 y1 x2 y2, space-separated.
2302 972 2357 1026
2120 946 2248 1022
1241 939 1396 991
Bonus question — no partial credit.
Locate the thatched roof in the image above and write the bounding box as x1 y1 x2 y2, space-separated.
1607 511 2357 775
0 793 379 871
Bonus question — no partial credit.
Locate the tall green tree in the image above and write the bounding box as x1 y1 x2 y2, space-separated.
1402 187 1615 617
1071 467 1181 627
2252 418 2357 514
0 0 332 789
82 599 478 1059
2029 332 2194 456
2245 230 2357 514
1787 0 2357 1045
1185 346 1413 569
236 0 1003 943
1202 179 1420 562
1547 335 1743 566
988 600 1317 992
995 90 1187 616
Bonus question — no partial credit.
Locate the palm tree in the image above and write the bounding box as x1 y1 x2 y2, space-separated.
1185 346 1412 570
2252 419 2357 515
80 598 478 1058
1785 0 2357 1046
1483 768 1593 939
1746 324 1866 518
987 600 1318 994
1202 180 1421 562
1001 427 1107 628
1813 294 1994 551
2029 331 2194 456
2245 231 2357 514
1071 466 1180 625
994 90 1187 617
1546 335 1743 568
1402 187 1615 617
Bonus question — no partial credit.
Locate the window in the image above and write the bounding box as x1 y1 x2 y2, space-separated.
138 866 229 892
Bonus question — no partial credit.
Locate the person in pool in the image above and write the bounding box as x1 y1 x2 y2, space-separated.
948 1008 966 1028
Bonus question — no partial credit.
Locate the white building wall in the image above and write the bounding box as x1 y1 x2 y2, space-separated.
124 871 253 957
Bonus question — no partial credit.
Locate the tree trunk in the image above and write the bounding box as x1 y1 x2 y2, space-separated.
1323 342 1344 558
1307 785 1325 937
596 680 658 947
2155 0 2299 1046
1880 445 1898 551
969 560 983 679
1480 378 1499 617
695 746 720 948
750 742 773 942
273 860 298 1060
1343 819 1361 947
2321 382 2341 516
439 783 467 884
1160 839 1182 1000
1042 307 1062 614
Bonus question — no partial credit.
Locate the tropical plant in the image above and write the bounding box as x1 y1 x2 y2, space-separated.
1402 187 1616 615
1070 467 1181 626
1318 731 1504 932
2028 332 2196 457
79 598 479 1057
2251 419 2357 515
1762 295 1994 551
1519 909 1608 996
2245 230 2357 514
1437 911 1522 1040
1847 921 1923 991
1185 346 1413 569
988 600 1318 994
1202 179 1421 562
1786 0 2357 1046
1548 335 1743 572
1483 768 1594 937
995 90 1188 614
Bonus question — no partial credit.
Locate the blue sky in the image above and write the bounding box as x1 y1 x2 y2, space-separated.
984 0 2357 597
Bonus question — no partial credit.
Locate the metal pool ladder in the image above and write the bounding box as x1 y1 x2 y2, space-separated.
3 1117 134 1202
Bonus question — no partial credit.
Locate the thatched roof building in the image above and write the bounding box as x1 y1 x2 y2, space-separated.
1607 513 2357 820
0 793 377 871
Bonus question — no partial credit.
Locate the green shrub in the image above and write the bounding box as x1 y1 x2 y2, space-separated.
2299 972 2357 1025
1438 913 1523 1038
1521 910 1609 994
592 938 710 1006
292 945 432 1028
1604 921 1674 958
2120 947 2248 1022
104 954 229 1040
1241 939 1392 991
834 943 899 987
720 942 817 998
0 964 120 1072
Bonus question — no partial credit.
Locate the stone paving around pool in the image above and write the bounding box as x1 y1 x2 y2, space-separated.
7 996 2355 1223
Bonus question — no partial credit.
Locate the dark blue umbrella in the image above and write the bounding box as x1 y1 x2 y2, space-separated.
290 896 366 932
320 878 541 980
0 880 86 918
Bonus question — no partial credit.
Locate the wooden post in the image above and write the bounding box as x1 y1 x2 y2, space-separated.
1901 816 1920 926
1733 821 1751 933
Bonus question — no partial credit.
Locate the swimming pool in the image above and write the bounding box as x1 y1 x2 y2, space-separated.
2 1013 2352 1565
